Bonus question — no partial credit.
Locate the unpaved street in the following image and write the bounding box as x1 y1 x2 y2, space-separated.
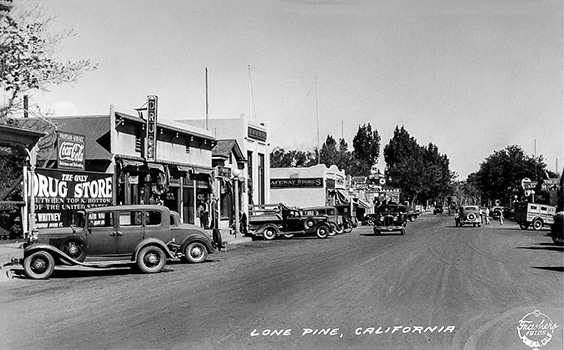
1 214 562 350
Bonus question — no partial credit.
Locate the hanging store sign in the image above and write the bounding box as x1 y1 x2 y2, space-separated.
32 168 113 228
56 131 85 170
270 178 323 188
146 95 158 162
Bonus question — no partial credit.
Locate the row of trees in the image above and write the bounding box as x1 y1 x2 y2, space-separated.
271 124 454 205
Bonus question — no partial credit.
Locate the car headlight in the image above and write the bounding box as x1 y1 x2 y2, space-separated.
28 228 39 244
393 215 399 221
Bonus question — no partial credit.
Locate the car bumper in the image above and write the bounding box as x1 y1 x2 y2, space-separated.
375 225 404 231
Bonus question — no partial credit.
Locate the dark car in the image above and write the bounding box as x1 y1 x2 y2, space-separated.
490 206 504 220
248 203 332 240
551 211 563 246
373 204 407 235
433 206 444 214
302 206 343 234
455 205 482 227
22 205 219 279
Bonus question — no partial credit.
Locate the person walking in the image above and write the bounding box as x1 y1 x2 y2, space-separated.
485 207 491 225
499 208 504 225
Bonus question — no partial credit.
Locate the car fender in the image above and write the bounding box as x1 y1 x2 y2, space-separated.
254 223 280 236
307 222 331 234
179 234 216 254
23 243 81 266
132 238 175 261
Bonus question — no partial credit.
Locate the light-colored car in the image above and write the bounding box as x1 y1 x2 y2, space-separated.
455 205 482 227
22 205 219 279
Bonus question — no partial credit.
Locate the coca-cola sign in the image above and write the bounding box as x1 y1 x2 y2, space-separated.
56 131 85 170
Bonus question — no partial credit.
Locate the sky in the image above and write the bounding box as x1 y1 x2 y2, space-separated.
20 0 564 179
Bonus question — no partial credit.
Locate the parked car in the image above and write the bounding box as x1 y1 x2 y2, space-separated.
455 205 482 227
551 211 563 246
433 206 444 214
514 202 556 230
21 205 220 279
406 205 422 222
302 206 344 234
248 203 332 240
373 204 407 235
362 213 378 225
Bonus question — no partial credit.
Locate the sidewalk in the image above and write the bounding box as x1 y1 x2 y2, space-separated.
0 230 252 281
0 240 25 282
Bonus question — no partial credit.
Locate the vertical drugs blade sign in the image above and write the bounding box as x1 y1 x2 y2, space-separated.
146 95 158 162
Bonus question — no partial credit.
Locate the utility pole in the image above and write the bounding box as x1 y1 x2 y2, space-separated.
205 67 209 130
315 76 320 164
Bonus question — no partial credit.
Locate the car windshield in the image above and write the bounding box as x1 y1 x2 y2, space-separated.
378 206 401 214
464 206 478 211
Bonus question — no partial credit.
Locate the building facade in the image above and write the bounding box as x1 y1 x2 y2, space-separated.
17 101 216 226
177 114 271 214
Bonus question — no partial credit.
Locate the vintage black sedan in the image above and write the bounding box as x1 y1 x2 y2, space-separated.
22 205 219 279
373 204 407 235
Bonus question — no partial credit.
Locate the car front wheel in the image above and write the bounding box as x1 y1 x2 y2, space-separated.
24 251 55 280
184 242 208 263
519 222 529 230
136 246 166 274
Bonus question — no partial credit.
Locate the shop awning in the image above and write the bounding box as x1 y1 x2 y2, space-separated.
335 188 351 205
176 165 193 173
356 198 371 209
120 159 144 168
147 162 164 172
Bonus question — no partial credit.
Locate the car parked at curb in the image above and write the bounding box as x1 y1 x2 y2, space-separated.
373 204 407 235
302 206 344 234
21 205 220 279
455 205 482 227
248 203 332 240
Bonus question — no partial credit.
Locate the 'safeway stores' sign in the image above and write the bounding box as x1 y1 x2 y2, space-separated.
56 131 85 170
270 178 323 188
33 168 113 228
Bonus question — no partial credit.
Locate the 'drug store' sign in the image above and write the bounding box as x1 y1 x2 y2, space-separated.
32 168 113 228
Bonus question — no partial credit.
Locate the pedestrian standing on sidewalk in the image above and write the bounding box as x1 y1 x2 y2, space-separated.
499 208 504 225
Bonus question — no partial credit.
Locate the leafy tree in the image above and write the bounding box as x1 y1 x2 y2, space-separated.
383 126 453 205
270 147 317 168
0 1 97 120
319 135 339 167
350 123 380 176
473 145 549 204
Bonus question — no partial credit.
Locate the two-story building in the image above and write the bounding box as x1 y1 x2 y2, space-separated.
177 114 271 215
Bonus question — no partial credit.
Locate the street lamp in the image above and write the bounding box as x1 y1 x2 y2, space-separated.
232 169 241 237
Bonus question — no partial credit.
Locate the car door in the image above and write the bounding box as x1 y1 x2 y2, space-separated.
85 211 118 257
115 210 145 258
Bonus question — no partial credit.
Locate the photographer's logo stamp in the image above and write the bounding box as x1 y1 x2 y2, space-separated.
517 310 558 349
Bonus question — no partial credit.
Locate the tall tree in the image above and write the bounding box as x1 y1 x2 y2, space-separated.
0 1 97 120
350 123 380 176
384 126 453 205
319 135 339 167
